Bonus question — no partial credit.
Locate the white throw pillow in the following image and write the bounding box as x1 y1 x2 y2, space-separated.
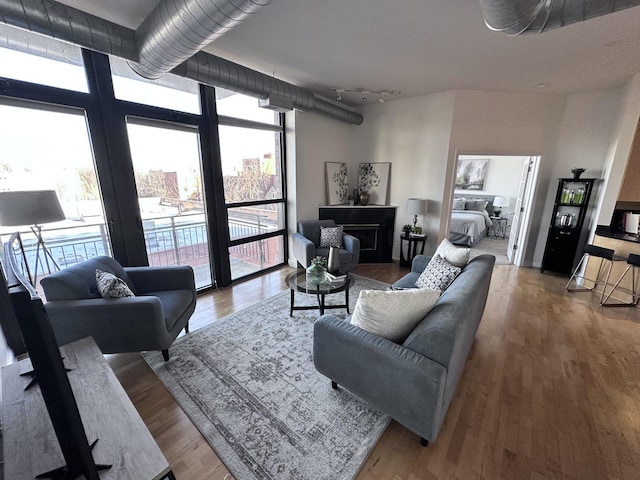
415 254 462 291
435 238 470 267
452 198 466 210
96 269 135 299
319 226 343 247
350 288 440 343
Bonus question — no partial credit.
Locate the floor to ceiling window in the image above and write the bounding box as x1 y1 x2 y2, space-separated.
0 39 112 284
0 28 287 290
216 89 287 280
127 120 213 289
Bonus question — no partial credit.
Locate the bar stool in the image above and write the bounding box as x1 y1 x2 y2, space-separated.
601 253 640 307
566 244 617 304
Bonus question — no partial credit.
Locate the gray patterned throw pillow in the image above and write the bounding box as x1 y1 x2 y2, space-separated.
319 226 343 247
415 254 461 291
96 269 135 299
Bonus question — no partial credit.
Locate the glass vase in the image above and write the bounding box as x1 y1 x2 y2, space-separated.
306 263 326 285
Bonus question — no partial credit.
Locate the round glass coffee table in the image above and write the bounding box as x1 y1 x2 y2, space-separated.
286 270 355 316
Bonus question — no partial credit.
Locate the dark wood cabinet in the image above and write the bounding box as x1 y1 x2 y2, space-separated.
541 178 596 275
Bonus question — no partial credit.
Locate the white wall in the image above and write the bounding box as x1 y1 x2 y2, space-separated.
353 92 455 258
593 73 640 227
530 87 626 266
447 90 567 264
285 109 357 265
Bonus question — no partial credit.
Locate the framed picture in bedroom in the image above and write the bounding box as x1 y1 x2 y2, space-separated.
358 162 391 205
455 158 489 191
325 162 349 205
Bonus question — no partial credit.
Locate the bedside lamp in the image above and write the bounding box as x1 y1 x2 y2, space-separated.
406 198 429 232
0 190 66 285
493 196 509 217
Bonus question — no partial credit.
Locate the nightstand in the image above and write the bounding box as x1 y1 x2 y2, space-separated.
488 217 508 239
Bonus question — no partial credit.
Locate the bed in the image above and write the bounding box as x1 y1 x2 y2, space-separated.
449 195 495 246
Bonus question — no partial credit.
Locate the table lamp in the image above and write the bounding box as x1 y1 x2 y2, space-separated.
0 190 66 285
493 196 509 217
406 198 429 232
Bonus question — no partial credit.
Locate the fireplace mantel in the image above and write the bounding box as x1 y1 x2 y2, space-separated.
319 206 397 263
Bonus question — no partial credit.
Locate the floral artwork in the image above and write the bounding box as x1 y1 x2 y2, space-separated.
325 162 348 205
358 163 390 205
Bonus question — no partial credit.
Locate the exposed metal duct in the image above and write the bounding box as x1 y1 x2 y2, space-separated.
131 0 272 79
174 52 364 124
0 0 362 124
0 0 136 60
478 0 640 35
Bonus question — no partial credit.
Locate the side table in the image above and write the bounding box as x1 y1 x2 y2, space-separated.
488 217 508 239
399 234 427 267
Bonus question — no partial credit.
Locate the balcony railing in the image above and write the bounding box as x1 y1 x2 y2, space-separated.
1 210 281 289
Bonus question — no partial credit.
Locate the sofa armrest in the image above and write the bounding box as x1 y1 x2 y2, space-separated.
313 315 447 441
411 255 431 273
44 297 173 353
124 265 195 294
291 232 315 267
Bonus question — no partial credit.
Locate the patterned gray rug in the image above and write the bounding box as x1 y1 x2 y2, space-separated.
143 274 390 480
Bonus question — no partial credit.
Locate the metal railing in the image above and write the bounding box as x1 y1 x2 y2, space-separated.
2 210 279 286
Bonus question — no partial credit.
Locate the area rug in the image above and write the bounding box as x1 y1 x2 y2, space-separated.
143 274 391 480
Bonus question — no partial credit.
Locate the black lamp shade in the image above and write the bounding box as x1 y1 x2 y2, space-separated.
0 190 65 226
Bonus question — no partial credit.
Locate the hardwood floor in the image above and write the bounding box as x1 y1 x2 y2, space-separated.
108 262 640 480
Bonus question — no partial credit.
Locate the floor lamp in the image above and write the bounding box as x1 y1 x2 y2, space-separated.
0 190 66 286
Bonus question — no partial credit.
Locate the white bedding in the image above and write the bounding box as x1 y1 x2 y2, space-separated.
450 210 493 244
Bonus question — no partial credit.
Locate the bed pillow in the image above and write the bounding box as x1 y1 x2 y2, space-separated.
452 198 466 210
465 200 488 212
319 226 343 247
350 288 441 343
435 238 470 267
96 269 135 299
415 254 462 291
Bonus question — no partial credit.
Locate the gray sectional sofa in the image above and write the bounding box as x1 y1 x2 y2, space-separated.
313 253 495 445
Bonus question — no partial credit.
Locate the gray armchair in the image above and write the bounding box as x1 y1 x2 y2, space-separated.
40 256 196 361
292 219 360 272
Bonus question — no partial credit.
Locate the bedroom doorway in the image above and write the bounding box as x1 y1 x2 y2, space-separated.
450 154 540 266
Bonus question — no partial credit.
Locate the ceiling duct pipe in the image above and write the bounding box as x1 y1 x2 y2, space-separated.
0 0 136 60
173 52 364 124
478 0 640 35
130 0 272 80
0 0 362 125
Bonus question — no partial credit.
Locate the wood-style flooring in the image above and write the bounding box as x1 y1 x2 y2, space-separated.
107 262 640 480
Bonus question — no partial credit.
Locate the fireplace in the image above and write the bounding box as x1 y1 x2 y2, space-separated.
319 206 397 263
342 224 378 251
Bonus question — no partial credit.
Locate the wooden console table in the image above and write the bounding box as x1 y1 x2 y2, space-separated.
2 337 174 480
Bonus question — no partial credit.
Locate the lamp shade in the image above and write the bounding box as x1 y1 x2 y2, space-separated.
406 198 429 216
493 196 509 208
0 190 65 227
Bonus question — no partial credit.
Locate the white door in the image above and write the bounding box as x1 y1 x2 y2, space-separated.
507 158 533 262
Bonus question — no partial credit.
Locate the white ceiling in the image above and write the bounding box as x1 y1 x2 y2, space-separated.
61 0 640 106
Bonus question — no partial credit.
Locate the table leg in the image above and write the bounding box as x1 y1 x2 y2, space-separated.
290 289 294 316
318 293 325 315
345 288 350 314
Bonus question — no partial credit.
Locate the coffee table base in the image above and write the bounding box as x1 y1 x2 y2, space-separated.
290 289 350 316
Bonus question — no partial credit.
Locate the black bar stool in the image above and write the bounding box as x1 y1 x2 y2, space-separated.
601 253 640 307
566 244 617 304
